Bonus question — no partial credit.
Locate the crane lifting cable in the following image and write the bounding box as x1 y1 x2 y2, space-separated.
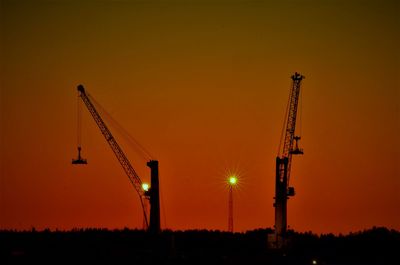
277 86 292 157
298 82 303 138
87 93 154 161
72 92 87 165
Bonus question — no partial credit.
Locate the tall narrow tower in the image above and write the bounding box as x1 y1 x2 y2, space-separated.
228 176 237 233
147 160 160 234
273 73 304 248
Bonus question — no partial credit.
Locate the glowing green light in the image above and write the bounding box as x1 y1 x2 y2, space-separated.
229 176 237 185
142 183 150 192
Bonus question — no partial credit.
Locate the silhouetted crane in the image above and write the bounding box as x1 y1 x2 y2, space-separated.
271 73 304 248
75 85 160 233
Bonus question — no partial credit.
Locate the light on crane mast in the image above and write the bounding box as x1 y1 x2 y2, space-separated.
142 183 150 192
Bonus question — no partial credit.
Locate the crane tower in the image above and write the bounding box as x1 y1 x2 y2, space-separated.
272 73 304 248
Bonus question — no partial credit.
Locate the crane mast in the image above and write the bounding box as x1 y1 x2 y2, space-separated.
273 73 304 248
77 85 160 233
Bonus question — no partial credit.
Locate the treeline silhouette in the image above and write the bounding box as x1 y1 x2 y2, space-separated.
1 227 399 265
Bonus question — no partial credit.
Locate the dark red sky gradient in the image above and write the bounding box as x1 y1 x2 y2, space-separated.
1 0 399 234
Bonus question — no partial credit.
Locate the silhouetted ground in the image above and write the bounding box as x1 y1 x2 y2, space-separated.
1 227 399 265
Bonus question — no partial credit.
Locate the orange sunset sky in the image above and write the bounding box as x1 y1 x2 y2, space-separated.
1 0 399 234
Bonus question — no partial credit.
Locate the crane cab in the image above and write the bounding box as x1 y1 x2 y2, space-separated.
287 186 295 197
72 146 87 165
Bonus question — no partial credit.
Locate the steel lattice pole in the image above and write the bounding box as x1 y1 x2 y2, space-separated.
228 185 233 233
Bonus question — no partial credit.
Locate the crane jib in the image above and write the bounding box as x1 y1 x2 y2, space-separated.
77 85 149 228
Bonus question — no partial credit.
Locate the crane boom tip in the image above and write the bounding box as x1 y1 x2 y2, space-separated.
77 85 85 93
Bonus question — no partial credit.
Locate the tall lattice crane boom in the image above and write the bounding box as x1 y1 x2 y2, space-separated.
77 85 150 228
279 73 304 184
272 72 304 249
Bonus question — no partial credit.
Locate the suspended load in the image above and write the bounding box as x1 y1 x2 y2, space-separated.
72 146 87 164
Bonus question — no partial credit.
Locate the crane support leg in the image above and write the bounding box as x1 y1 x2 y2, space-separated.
147 160 160 233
